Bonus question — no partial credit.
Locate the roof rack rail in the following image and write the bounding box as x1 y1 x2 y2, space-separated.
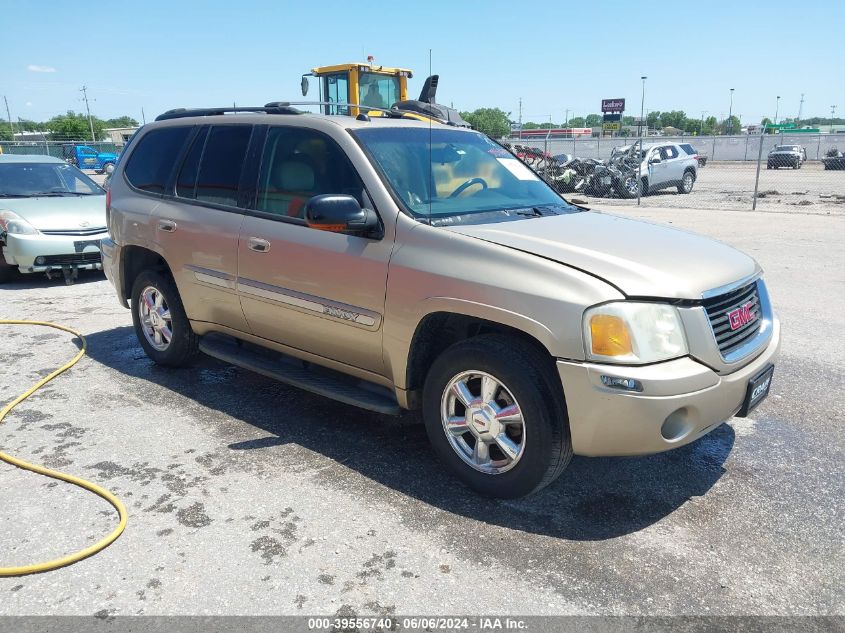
155 101 424 122
155 104 304 121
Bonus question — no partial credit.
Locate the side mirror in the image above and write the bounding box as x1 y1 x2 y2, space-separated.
304 194 380 236
301 76 309 97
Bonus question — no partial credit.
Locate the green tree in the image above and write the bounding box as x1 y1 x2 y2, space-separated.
720 115 742 135
646 111 661 129
0 121 13 141
567 116 586 127
46 111 105 141
659 110 687 130
584 113 602 127
460 108 512 139
521 121 540 130
702 116 718 135
104 116 139 128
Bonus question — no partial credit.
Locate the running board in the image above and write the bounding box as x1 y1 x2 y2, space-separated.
198 333 401 415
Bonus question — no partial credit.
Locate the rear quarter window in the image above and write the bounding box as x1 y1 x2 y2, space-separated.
680 143 696 155
124 126 192 194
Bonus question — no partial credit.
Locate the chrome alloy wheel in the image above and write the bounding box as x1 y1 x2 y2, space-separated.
624 176 639 196
138 285 173 351
682 172 694 192
440 370 526 474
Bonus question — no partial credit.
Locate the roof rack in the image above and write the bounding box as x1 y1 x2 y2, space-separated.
155 101 422 122
155 104 304 121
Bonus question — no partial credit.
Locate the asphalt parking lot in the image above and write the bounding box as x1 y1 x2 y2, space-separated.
1 204 843 617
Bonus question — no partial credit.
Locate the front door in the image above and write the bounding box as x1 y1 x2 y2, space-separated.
236 125 391 375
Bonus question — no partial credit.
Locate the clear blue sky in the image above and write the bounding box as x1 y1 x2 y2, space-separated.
2 0 843 125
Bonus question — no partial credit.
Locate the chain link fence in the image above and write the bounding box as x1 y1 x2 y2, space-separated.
0 140 122 160
503 133 845 214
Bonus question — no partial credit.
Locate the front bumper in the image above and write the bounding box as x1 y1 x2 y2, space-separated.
2 232 107 273
100 237 127 307
557 317 781 456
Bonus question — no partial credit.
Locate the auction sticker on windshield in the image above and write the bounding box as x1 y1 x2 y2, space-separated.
496 157 536 180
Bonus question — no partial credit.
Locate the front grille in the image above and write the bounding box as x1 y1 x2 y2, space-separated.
39 252 102 267
40 227 107 236
703 281 762 356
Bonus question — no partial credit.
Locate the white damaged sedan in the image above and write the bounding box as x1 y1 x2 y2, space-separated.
0 154 108 283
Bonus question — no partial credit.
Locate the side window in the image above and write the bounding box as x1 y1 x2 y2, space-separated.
680 143 695 155
661 146 679 160
359 73 400 110
193 125 252 207
255 127 364 220
324 73 349 116
124 127 192 194
176 127 209 199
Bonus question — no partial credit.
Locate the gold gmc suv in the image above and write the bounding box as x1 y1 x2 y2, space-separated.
101 106 780 498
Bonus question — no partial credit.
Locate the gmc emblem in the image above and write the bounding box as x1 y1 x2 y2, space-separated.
727 302 756 330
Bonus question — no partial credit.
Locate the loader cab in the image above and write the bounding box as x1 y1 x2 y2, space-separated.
302 63 412 116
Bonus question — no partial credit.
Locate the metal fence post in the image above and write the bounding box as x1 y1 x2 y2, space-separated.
712 134 717 162
752 131 765 211
816 133 822 160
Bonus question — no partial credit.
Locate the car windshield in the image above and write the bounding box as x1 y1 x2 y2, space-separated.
354 127 575 220
0 162 103 197
774 146 798 152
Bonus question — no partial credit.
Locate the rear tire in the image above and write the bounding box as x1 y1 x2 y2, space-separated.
422 334 572 498
130 270 198 367
677 170 695 194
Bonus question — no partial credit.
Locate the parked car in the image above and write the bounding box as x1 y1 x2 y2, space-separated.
767 145 806 169
101 108 779 498
61 144 120 175
0 154 107 283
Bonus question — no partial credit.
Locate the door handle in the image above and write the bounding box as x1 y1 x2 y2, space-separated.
158 220 177 233
247 237 271 253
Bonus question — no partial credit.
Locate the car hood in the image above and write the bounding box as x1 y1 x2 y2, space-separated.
770 150 798 155
1 195 107 231
443 211 759 299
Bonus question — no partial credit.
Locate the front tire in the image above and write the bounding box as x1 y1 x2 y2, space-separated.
422 334 572 498
130 270 198 367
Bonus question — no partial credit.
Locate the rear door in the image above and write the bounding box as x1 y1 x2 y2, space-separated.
661 145 684 184
149 123 257 331
236 124 392 374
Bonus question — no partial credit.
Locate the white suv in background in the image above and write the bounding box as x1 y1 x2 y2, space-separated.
641 142 698 195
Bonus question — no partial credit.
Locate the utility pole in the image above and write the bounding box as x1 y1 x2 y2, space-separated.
564 108 569 128
831 105 837 133
700 110 707 135
518 97 522 140
727 88 735 135
3 96 15 139
141 107 146 125
797 93 805 125
80 85 96 142
774 96 780 125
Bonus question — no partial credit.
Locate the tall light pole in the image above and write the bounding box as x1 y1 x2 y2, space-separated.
638 76 647 207
774 96 780 126
727 88 735 135
797 93 805 124
831 105 836 132
700 110 708 135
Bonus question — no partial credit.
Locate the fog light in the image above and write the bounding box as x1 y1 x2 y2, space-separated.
600 375 643 392
35 256 46 265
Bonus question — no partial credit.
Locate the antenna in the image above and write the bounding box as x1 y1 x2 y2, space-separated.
428 48 433 226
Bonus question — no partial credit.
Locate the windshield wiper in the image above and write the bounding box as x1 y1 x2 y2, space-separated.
27 191 76 197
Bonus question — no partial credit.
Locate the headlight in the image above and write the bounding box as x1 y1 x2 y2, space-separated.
0 210 40 236
583 302 688 364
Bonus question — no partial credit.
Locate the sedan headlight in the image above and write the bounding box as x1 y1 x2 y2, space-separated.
583 302 688 364
0 210 40 236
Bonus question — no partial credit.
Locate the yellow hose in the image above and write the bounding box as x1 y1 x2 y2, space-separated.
0 319 127 577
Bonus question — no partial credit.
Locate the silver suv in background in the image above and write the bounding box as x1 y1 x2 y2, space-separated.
101 107 779 498
641 142 698 194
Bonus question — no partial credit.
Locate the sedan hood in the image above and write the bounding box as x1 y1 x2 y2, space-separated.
1 195 107 231
444 211 759 299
